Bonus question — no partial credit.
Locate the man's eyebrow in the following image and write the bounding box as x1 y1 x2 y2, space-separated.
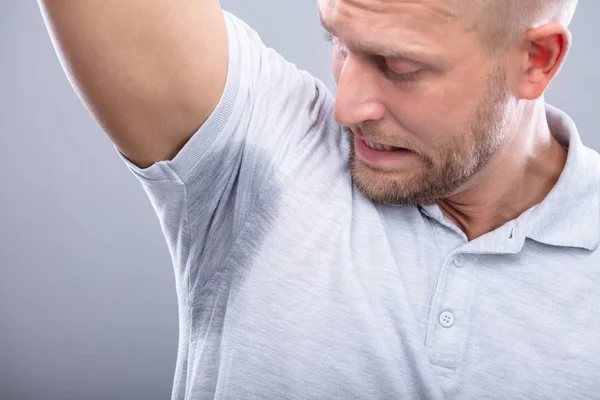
353 40 436 64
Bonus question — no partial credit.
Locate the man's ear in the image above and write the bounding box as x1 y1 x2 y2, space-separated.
516 23 571 100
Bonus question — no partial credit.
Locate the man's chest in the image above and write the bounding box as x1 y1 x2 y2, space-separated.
192 184 600 399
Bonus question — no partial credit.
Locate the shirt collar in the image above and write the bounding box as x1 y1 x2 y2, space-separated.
525 104 600 251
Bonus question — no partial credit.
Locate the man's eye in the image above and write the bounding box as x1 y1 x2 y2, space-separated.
377 59 422 82
388 70 422 82
324 32 334 44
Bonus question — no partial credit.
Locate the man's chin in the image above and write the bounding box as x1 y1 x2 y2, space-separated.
351 164 423 206
351 160 465 206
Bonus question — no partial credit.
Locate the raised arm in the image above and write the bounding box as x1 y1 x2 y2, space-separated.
38 0 228 168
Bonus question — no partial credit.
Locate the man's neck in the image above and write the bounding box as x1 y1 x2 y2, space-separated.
436 102 568 241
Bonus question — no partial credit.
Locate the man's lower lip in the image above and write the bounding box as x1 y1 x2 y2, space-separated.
354 136 415 166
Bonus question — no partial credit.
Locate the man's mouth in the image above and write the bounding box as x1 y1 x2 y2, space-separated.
363 141 406 151
353 135 418 169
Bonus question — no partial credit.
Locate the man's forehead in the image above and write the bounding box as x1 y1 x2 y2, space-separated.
317 0 463 42
317 0 462 64
317 0 460 21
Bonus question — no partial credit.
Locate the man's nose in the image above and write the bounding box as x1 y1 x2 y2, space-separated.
334 54 385 128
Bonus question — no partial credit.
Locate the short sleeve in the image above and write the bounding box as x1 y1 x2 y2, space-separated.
116 10 334 289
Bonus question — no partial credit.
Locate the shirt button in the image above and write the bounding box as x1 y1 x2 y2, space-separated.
439 311 455 328
453 254 465 268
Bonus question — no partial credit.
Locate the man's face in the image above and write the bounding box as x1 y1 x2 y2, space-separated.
319 0 512 205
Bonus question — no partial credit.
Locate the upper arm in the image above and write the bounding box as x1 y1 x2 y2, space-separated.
38 0 228 168
107 10 337 287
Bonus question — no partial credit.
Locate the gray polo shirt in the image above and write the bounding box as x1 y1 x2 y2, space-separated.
117 10 600 400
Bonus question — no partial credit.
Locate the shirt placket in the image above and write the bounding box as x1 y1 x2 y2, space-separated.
421 205 525 383
425 249 478 371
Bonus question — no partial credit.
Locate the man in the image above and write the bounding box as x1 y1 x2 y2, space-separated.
38 0 600 399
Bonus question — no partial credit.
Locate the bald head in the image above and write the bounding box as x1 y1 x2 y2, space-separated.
463 0 579 51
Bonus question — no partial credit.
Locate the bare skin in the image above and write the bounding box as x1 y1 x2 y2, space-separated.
37 0 228 169
319 0 569 240
438 101 568 240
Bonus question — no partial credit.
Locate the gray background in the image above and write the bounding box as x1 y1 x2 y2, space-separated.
0 1 598 399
